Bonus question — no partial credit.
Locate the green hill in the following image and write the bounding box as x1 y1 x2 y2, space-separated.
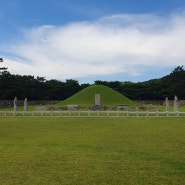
56 85 138 106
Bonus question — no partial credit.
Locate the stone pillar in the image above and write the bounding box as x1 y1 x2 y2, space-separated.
13 97 18 112
24 98 28 111
174 95 178 112
165 97 169 111
95 94 100 106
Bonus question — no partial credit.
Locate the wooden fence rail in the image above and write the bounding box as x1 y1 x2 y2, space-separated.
0 110 185 118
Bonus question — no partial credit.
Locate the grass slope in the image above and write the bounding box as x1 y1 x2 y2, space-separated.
57 85 137 106
0 118 184 185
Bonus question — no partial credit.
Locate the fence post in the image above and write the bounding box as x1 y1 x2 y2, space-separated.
166 111 169 117
176 111 179 117
136 111 139 117
156 111 158 117
127 111 129 117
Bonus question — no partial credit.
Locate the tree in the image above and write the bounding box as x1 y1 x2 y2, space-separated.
63 79 81 98
171 66 184 74
0 58 8 74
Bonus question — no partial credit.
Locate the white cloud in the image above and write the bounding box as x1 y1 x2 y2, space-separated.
4 11 185 80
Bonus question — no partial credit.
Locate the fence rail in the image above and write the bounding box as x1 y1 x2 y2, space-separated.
0 110 185 118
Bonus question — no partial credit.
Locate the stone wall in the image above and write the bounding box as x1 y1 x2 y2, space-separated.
0 100 59 108
135 100 163 105
1 99 185 108
135 100 185 106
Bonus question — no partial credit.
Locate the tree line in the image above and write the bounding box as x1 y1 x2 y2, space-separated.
0 66 185 100
95 66 185 100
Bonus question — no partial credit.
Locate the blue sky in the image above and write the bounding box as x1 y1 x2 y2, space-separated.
1 0 185 83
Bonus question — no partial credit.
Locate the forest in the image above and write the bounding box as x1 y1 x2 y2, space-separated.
0 66 185 100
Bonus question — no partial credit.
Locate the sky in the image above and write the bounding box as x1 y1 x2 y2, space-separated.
1 0 185 84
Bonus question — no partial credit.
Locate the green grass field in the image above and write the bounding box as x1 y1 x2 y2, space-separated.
0 118 184 185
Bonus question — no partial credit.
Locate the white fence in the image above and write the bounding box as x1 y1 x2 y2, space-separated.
0 110 185 118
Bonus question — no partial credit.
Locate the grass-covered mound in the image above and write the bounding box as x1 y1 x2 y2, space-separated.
57 85 137 106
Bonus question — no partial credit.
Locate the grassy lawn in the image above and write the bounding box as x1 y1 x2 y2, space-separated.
0 118 184 185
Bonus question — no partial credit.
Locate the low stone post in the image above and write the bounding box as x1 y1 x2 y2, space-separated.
165 97 169 111
24 98 28 111
174 95 178 112
13 97 18 112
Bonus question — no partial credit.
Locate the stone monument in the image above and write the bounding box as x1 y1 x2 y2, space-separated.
24 98 28 111
95 94 100 106
174 95 178 112
165 97 169 111
13 97 18 112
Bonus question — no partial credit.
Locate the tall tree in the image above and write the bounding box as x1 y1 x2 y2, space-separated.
0 58 8 74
